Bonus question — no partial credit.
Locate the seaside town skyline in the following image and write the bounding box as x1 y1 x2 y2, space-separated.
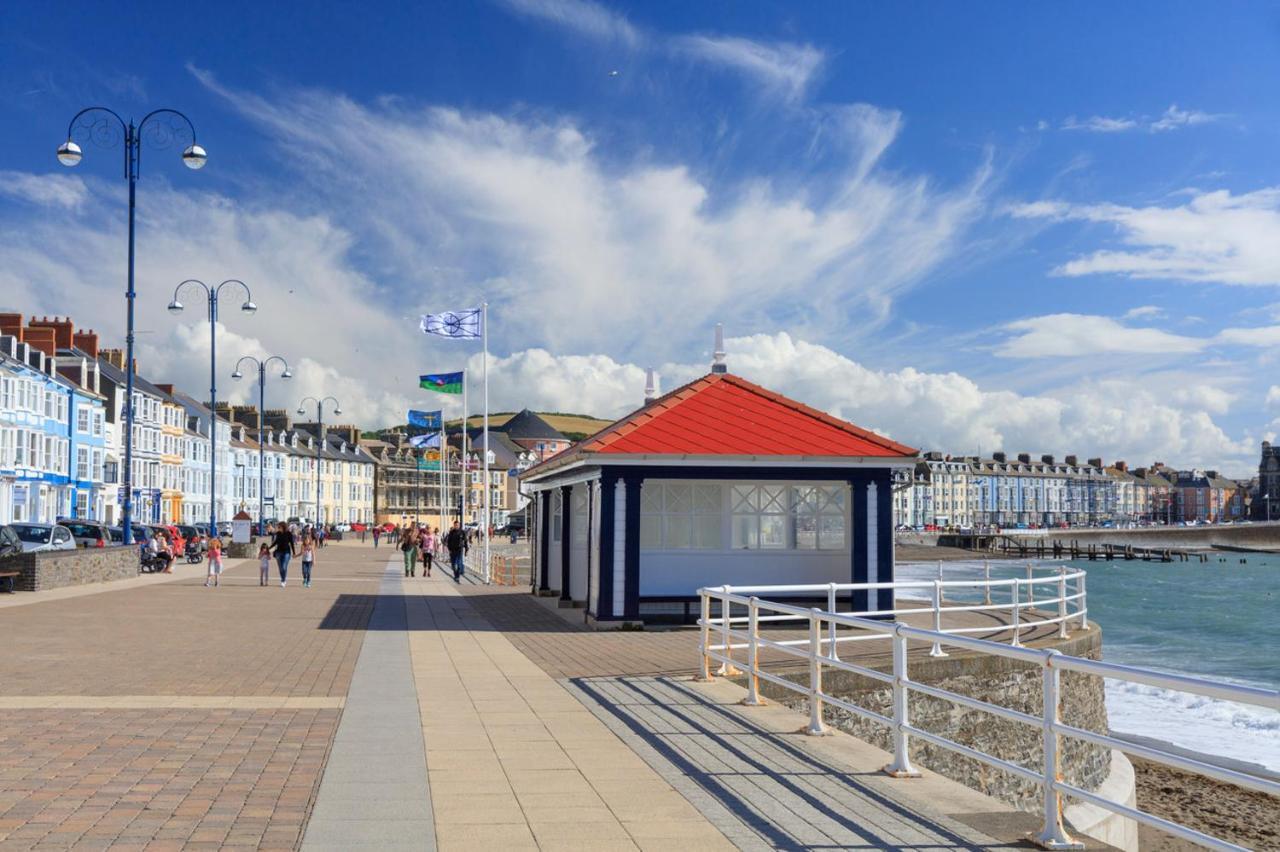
3 2 1280 475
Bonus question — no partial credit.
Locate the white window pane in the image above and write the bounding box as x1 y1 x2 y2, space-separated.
760 515 787 549
639 514 661 549
640 486 662 514
761 485 787 513
665 514 692 549
819 514 846 549
665 483 691 514
795 514 818 550
731 485 757 512
693 484 721 513
693 514 721 549
731 515 757 549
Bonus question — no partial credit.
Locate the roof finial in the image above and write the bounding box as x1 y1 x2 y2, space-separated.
711 323 727 374
644 367 658 404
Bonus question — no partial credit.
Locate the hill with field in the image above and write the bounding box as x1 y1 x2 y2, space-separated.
369 412 613 443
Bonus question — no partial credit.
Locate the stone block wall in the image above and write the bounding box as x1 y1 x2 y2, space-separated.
6 548 139 591
769 627 1110 812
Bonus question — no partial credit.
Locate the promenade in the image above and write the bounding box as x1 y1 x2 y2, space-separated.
0 542 1103 850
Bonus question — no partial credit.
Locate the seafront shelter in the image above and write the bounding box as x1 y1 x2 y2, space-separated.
520 371 918 624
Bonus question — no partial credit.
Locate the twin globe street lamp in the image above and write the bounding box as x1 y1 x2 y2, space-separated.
232 356 292 532
297 396 341 528
57 107 207 544
167 280 256 539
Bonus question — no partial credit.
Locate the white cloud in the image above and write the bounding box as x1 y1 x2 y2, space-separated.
1123 305 1165 320
1266 386 1280 409
1010 188 1280 285
0 171 88 209
673 35 824 101
499 0 640 47
478 333 1256 472
996 314 1204 358
191 71 987 359
1060 104 1222 134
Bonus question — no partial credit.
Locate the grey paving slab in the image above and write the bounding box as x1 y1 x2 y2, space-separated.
565 675 1031 852
302 558 434 851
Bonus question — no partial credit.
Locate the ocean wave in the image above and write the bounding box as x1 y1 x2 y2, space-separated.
1106 680 1280 771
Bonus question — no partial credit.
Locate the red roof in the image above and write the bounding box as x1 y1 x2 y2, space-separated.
524 372 916 478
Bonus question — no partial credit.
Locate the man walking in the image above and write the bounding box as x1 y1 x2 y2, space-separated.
445 521 467 582
372 525 381 548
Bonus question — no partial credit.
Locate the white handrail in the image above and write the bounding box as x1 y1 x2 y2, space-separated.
696 582 1280 852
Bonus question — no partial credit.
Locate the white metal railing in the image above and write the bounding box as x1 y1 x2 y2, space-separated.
697 583 1280 851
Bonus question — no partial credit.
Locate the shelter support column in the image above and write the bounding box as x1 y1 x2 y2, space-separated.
622 476 643 621
538 489 551 593
851 475 869 612
596 472 618 620
559 484 572 604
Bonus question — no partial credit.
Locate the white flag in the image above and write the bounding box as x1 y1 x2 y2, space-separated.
420 308 482 339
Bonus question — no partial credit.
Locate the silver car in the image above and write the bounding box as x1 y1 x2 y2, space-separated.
10 523 77 553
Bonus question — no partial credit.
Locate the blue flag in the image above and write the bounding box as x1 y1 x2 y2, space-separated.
408 409 442 429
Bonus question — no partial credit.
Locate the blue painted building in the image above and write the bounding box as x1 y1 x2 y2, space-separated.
0 332 71 523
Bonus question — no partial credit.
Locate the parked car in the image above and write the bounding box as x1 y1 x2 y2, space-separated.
0 524 25 560
176 525 204 551
59 519 113 549
107 525 150 544
10 523 77 553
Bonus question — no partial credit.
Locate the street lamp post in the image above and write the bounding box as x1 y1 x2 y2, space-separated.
297 396 341 528
57 107 207 544
232 355 292 533
168 280 256 540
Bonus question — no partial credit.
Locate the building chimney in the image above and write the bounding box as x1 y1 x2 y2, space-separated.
1018 453 1032 463
232 405 261 430
154 383 175 395
1114 460 1128 472
993 451 1007 463
23 326 56 358
643 368 658 404
100 348 135 373
711 323 727 374
72 329 100 358
1065 455 1079 466
27 316 74 350
0 313 22 339
1088 457 1103 469
262 409 291 432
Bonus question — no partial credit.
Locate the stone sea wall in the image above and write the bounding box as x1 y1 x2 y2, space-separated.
7 547 139 591
766 627 1110 811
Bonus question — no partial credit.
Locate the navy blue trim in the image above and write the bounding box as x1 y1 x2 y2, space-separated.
538 490 551 591
596 472 617 619
851 476 869 611
623 476 643 620
875 471 895 613
559 484 572 600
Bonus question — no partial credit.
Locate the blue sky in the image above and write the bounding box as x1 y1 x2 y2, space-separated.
2 1 1280 474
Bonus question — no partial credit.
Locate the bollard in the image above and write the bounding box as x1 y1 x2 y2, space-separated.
806 610 827 735
827 582 840 662
1056 567 1069 639
883 626 920 777
929 581 947 657
697 592 713 681
1035 652 1081 849
742 597 764 706
1010 579 1022 647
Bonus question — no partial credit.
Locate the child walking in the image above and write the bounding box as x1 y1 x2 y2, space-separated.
301 533 316 588
204 536 224 587
258 543 271 586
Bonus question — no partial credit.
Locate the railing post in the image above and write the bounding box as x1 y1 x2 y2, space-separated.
983 560 991 606
883 625 920 777
1056 567 1069 639
1036 650 1081 849
806 609 827 735
929 581 947 657
827 582 840 662
1077 574 1088 630
742 597 764 706
716 586 740 677
937 560 944 603
697 590 713 681
1010 578 1022 647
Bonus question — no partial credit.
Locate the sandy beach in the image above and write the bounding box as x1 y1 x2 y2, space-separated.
1130 757 1279 850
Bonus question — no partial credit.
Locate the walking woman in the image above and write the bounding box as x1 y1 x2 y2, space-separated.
271 521 297 587
401 525 419 578
421 526 438 577
300 532 316 588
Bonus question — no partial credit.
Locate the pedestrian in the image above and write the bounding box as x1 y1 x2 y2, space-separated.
317 525 326 548
151 531 174 574
421 526 438 577
401 525 419 578
204 535 224 587
445 521 466 582
258 543 271 586
372 525 381 548
271 521 297 587
300 533 316 588
510 527 518 544
360 525 367 543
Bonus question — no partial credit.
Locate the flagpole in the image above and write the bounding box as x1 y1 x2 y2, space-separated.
482 302 490 584
461 369 468 527
439 421 446 532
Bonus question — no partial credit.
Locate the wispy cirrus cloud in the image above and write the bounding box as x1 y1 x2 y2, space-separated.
499 0 640 47
1061 103 1222 134
0 171 89 210
995 312 1280 358
1010 188 1280 285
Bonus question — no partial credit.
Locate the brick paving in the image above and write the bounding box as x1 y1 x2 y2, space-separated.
0 543 380 851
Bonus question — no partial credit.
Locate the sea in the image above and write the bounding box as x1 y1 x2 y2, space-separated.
896 555 1280 773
